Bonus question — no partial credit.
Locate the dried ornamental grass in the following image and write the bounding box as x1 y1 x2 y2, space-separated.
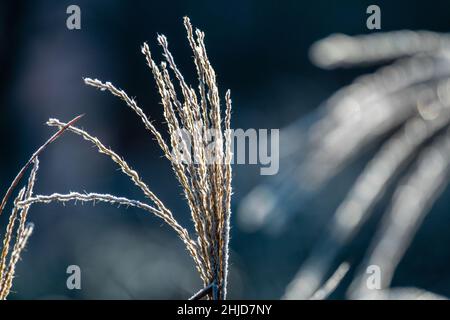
0 115 82 299
21 17 233 300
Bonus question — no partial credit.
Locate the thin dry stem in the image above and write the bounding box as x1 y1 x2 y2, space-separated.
18 192 164 216
0 114 83 217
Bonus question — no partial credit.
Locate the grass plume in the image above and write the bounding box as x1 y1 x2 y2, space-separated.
23 17 233 299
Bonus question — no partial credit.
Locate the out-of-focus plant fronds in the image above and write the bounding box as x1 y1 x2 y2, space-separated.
238 31 450 299
354 287 447 300
349 128 450 298
303 262 350 300
239 52 450 233
310 31 450 69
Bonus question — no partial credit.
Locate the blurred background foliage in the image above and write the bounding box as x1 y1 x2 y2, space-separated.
1 0 450 299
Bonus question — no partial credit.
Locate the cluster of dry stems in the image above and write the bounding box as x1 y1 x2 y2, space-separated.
0 160 37 300
1 17 232 300
0 115 82 300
